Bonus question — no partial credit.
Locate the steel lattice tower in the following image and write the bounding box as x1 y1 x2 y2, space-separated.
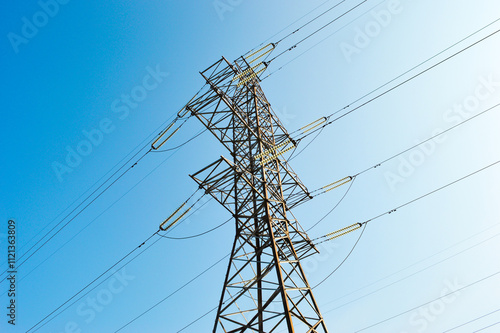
185 50 329 332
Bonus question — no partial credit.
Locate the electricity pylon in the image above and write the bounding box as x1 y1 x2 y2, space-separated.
185 45 329 332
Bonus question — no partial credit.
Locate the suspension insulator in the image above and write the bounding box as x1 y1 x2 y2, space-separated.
160 202 186 225
255 139 291 159
245 43 275 63
325 223 362 240
322 176 353 193
260 144 295 165
236 67 266 87
171 208 192 225
248 47 274 64
151 121 181 150
232 62 265 82
300 117 327 134
159 204 191 231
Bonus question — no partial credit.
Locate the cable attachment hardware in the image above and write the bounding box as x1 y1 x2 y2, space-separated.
177 94 198 118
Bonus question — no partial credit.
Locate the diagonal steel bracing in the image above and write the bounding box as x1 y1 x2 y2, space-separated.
188 54 328 332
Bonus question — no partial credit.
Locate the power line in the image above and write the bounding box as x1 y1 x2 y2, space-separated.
177 305 219 332
1 147 184 296
1 110 207 287
266 14 500 91
266 20 500 174
168 11 500 330
262 0 385 80
1 81 209 282
177 159 500 328
312 223 367 289
283 81 498 238
322 231 500 314
0 114 177 270
299 24 500 139
150 128 208 152
172 153 500 330
275 0 347 45
352 103 500 177
245 0 344 56
163 196 214 234
31 233 165 332
257 227 500 333
159 217 232 240
267 0 368 64
307 160 500 294
12 2 498 331
26 190 214 331
319 221 500 308
299 101 499 224
250 113 492 326
27 231 161 332
0 147 152 282
28 6 496 330
277 16 500 142
114 254 229 332
361 159 500 225
288 126 325 162
473 321 500 332
354 270 500 332
443 307 500 332
306 177 357 232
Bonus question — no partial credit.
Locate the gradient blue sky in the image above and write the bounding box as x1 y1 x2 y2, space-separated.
1 0 500 332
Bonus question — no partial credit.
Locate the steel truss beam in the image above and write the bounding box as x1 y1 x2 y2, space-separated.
188 55 328 333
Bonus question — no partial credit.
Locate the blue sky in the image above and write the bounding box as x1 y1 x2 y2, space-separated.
1 0 500 332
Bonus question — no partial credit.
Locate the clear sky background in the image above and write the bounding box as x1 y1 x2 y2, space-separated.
1 0 500 332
